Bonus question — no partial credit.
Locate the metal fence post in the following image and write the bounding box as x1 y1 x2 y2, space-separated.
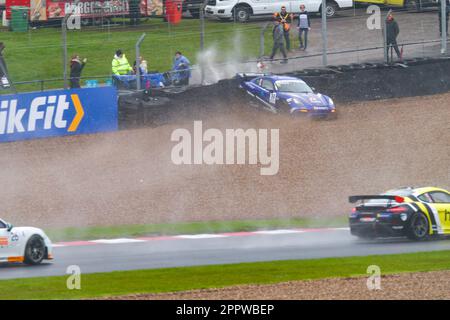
259 22 270 58
321 0 328 66
383 18 387 63
441 0 447 55
383 9 391 63
62 15 69 90
199 0 208 85
135 33 146 90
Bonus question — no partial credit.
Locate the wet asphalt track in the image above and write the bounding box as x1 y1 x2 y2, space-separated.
1 228 450 280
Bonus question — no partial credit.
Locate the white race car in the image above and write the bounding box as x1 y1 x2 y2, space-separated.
0 218 53 265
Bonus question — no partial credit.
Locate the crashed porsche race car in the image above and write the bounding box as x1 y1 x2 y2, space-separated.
349 187 450 240
237 73 336 118
0 218 53 265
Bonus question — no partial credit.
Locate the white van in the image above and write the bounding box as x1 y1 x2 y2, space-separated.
205 0 353 22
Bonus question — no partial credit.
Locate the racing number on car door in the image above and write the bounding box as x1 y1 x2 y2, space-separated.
429 192 450 233
269 92 277 104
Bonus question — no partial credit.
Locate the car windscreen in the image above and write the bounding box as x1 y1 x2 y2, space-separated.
275 80 313 93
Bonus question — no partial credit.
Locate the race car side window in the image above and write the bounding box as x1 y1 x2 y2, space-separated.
253 78 262 85
0 220 6 229
429 192 450 203
418 193 433 203
261 79 274 91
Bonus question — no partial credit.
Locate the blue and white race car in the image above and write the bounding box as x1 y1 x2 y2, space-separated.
237 73 336 118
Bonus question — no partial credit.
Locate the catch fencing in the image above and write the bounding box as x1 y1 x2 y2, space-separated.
0 2 449 92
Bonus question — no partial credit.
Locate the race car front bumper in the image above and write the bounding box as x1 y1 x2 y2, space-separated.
291 109 337 119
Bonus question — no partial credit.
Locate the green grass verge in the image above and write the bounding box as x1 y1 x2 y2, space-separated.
1 250 450 299
1 18 277 93
45 217 347 242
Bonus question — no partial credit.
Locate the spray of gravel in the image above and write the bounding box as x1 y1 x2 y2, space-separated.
191 32 260 85
2 93 449 245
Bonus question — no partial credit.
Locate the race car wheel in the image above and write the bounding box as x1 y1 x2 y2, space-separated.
24 235 46 265
406 212 429 241
276 100 291 113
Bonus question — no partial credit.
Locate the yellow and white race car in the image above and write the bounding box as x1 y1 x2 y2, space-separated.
349 187 450 240
0 218 53 265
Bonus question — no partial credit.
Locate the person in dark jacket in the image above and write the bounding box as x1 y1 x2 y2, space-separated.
386 13 401 61
438 0 450 37
0 42 10 88
297 4 311 50
270 20 288 64
69 54 87 89
0 43 8 77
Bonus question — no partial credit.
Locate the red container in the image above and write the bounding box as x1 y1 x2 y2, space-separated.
165 0 182 25
6 0 30 19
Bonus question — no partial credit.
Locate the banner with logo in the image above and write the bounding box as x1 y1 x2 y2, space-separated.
0 86 118 143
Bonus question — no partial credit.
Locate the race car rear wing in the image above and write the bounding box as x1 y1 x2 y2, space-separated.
349 195 405 204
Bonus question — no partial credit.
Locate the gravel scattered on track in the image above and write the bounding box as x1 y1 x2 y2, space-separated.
1 93 448 228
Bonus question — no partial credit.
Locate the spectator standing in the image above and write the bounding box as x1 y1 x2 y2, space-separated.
386 13 401 61
112 49 133 76
0 42 10 88
297 4 311 50
69 54 87 89
438 0 450 37
172 51 191 86
270 20 288 64
134 56 148 74
273 6 293 51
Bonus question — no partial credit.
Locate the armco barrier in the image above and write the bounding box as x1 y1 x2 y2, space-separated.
0 86 118 142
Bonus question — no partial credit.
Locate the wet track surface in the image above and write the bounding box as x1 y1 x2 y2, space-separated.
2 229 450 280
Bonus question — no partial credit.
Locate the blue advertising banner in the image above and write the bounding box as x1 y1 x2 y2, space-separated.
0 86 118 143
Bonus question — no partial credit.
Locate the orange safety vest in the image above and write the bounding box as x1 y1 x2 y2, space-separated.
273 11 292 31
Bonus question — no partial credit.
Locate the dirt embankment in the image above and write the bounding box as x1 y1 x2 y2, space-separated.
0 92 448 229
107 270 450 300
